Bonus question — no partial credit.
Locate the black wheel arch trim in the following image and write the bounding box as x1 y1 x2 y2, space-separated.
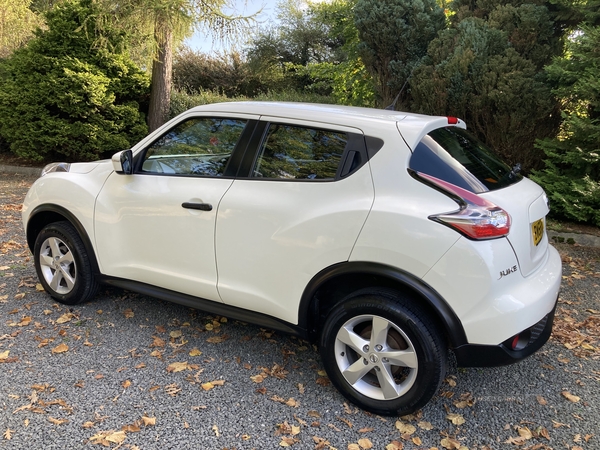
298 261 468 348
26 204 100 274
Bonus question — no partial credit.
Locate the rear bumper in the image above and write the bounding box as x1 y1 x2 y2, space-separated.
453 302 557 367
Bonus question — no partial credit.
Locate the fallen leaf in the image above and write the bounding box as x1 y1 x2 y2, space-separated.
418 421 433 430
82 421 95 429
189 348 202 357
441 437 461 449
123 309 134 319
0 350 10 361
385 441 403 450
412 437 422 445
142 416 156 426
105 431 126 443
166 362 189 373
285 398 299 407
358 438 373 449
51 344 69 354
250 374 265 383
201 382 214 391
4 429 13 440
446 413 466 425
56 313 74 324
35 284 45 291
122 380 132 389
536 395 548 405
395 421 416 435
48 417 68 425
562 391 581 403
170 330 182 339
518 427 533 440
206 335 228 343
150 336 165 348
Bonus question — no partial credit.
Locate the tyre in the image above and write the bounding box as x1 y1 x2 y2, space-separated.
34 221 99 305
319 288 447 416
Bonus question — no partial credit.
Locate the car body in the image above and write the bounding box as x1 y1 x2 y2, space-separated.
22 102 561 415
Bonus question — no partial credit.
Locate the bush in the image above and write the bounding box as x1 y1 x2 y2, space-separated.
0 0 149 163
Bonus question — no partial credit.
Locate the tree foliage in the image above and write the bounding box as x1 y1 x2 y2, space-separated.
173 48 262 97
0 0 43 57
531 4 600 225
99 0 252 131
409 0 565 172
354 0 445 108
241 0 375 106
0 0 149 162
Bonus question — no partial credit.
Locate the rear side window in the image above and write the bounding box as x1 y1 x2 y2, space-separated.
252 124 347 180
409 127 521 193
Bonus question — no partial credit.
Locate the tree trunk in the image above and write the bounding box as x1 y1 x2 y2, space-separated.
147 20 172 133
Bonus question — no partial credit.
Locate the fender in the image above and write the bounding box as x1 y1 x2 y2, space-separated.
26 204 101 275
298 261 468 348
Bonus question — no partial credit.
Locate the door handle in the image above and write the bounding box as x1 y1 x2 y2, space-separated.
182 202 213 211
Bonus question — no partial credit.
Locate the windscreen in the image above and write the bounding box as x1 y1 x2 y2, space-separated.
409 127 522 193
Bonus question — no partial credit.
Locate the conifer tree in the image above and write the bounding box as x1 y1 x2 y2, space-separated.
0 0 149 162
531 4 600 225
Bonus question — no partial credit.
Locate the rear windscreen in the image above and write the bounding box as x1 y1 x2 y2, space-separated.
409 127 522 193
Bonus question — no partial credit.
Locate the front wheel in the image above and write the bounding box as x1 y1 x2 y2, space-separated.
319 289 447 416
34 221 99 305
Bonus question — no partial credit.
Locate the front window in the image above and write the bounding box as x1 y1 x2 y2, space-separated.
142 117 247 176
409 127 521 193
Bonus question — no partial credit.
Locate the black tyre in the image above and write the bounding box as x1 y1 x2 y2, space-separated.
34 221 99 305
319 288 447 416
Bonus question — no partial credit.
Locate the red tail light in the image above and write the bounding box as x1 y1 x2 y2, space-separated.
417 172 511 240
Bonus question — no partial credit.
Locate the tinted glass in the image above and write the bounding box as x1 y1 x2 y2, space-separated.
142 118 247 176
253 124 347 180
409 127 521 193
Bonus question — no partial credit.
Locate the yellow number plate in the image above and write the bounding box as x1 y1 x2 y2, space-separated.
532 218 544 246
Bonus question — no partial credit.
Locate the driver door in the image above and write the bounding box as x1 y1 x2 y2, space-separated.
94 114 257 302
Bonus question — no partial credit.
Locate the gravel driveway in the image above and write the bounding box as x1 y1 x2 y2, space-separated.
1 173 599 450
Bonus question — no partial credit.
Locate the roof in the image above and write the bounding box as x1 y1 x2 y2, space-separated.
187 101 466 149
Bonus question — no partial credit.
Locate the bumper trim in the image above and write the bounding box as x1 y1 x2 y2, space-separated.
453 302 557 367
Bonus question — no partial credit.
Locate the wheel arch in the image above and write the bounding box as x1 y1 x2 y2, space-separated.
299 262 467 348
26 204 100 274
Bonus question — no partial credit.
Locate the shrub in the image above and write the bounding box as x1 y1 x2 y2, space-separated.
0 0 149 163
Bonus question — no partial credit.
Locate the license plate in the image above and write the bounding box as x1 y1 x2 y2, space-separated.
532 218 544 246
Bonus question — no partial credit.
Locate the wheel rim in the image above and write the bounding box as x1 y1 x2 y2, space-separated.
334 314 418 401
39 237 77 295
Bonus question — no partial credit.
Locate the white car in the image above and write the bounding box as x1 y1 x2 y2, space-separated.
22 102 561 415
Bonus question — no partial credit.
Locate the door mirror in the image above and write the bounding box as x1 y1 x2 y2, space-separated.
112 149 133 174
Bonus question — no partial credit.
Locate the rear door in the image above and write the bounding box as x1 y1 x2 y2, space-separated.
215 118 375 324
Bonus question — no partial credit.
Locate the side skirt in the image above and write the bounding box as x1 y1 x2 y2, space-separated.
98 276 308 339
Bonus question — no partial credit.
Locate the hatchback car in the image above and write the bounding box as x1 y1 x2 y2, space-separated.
22 102 561 415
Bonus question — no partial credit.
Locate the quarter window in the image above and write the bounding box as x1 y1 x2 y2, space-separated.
252 124 347 180
142 117 247 176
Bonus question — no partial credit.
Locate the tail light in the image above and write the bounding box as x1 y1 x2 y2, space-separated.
416 172 511 240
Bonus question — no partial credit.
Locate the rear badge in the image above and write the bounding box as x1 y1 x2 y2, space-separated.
499 265 518 280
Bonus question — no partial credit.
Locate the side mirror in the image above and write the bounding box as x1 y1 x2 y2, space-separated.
112 149 134 174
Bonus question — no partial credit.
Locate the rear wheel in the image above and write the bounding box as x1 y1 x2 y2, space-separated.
34 221 98 305
319 288 447 415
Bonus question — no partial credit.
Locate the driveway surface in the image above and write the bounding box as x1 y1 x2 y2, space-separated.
1 173 599 450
